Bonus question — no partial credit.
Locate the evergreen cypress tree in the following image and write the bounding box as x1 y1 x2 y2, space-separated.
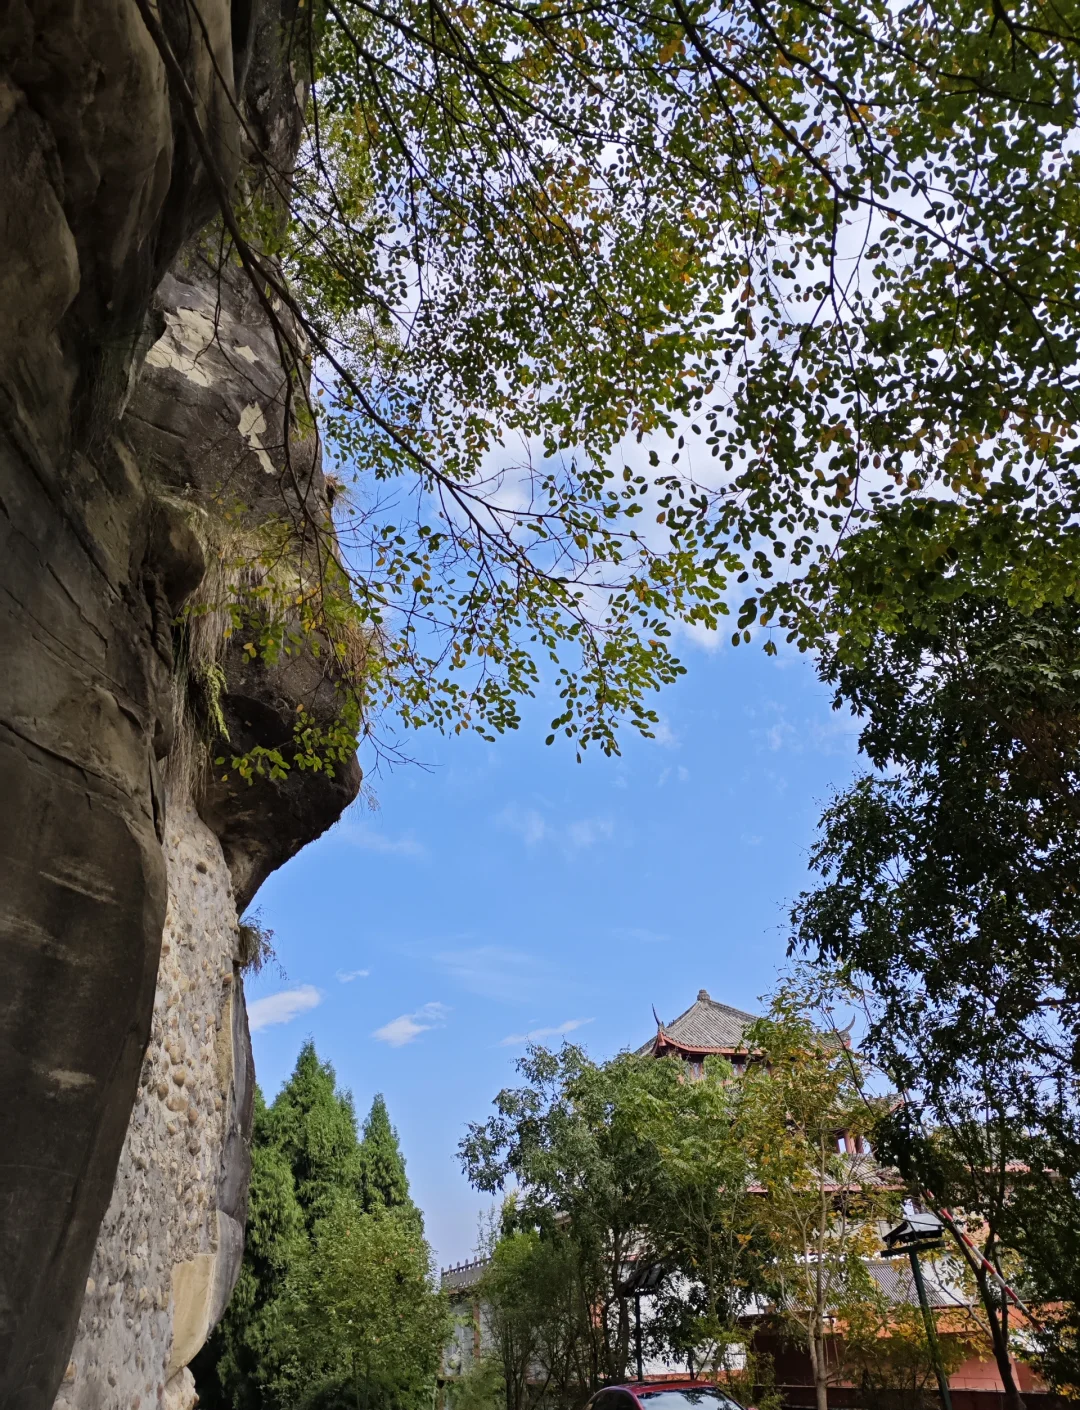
192 1088 307 1408
195 1049 441 1409
195 1044 366 1406
359 1093 411 1212
264 1040 364 1228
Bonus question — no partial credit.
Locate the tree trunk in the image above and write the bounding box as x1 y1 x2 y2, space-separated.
975 1268 1025 1410
807 1323 829 1410
814 1336 830 1410
617 1296 631 1380
812 1146 830 1410
503 1332 515 1410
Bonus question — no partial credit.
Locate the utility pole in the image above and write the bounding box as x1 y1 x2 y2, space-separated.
883 1213 953 1410
635 1293 644 1383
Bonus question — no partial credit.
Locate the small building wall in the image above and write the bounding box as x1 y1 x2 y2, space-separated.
750 1327 1062 1408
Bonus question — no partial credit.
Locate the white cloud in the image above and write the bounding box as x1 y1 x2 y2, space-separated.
336 968 370 983
651 718 679 748
765 720 796 752
566 817 613 848
677 618 723 654
496 805 549 845
248 985 322 1033
748 700 860 760
809 710 863 754
437 946 546 1002
499 1018 593 1047
611 926 670 945
373 1001 449 1047
337 823 426 857
658 764 690 787
497 805 613 853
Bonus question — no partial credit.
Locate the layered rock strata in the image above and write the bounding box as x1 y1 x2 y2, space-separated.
50 229 361 1410
0 3 360 1407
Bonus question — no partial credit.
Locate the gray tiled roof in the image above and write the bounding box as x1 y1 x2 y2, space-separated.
637 989 759 1054
748 1153 900 1196
765 1259 968 1318
866 1259 969 1309
836 1154 899 1189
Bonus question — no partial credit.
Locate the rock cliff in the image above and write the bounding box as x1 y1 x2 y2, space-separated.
0 3 359 1406
53 805 253 1410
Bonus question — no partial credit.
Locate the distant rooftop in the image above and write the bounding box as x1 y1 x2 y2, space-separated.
638 988 759 1056
763 1258 967 1318
441 1257 490 1294
867 1259 969 1309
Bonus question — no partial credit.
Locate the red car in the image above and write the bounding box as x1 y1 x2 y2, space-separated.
584 1380 752 1410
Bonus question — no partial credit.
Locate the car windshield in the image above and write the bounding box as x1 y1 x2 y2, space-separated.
635 1391 742 1410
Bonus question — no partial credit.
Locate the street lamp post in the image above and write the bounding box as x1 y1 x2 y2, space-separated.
615 1260 666 1384
882 1213 954 1410
634 1293 644 1383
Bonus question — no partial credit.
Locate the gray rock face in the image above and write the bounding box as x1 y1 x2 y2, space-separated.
127 256 362 912
53 804 253 1410
0 3 359 1407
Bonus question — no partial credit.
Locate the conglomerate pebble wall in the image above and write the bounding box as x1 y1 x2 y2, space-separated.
54 801 252 1410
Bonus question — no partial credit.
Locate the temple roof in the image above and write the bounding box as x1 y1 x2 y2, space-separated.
637 988 759 1056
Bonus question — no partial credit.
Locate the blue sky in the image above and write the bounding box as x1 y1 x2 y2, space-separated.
245 632 863 1270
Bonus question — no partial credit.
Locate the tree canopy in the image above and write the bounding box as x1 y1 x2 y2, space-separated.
475 1221 596 1410
260 1042 367 1230
736 984 899 1410
460 1043 670 1385
148 0 1080 758
794 599 1080 1096
791 599 1080 1392
359 1093 411 1213
276 1199 449 1410
194 1044 443 1410
459 992 907 1408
